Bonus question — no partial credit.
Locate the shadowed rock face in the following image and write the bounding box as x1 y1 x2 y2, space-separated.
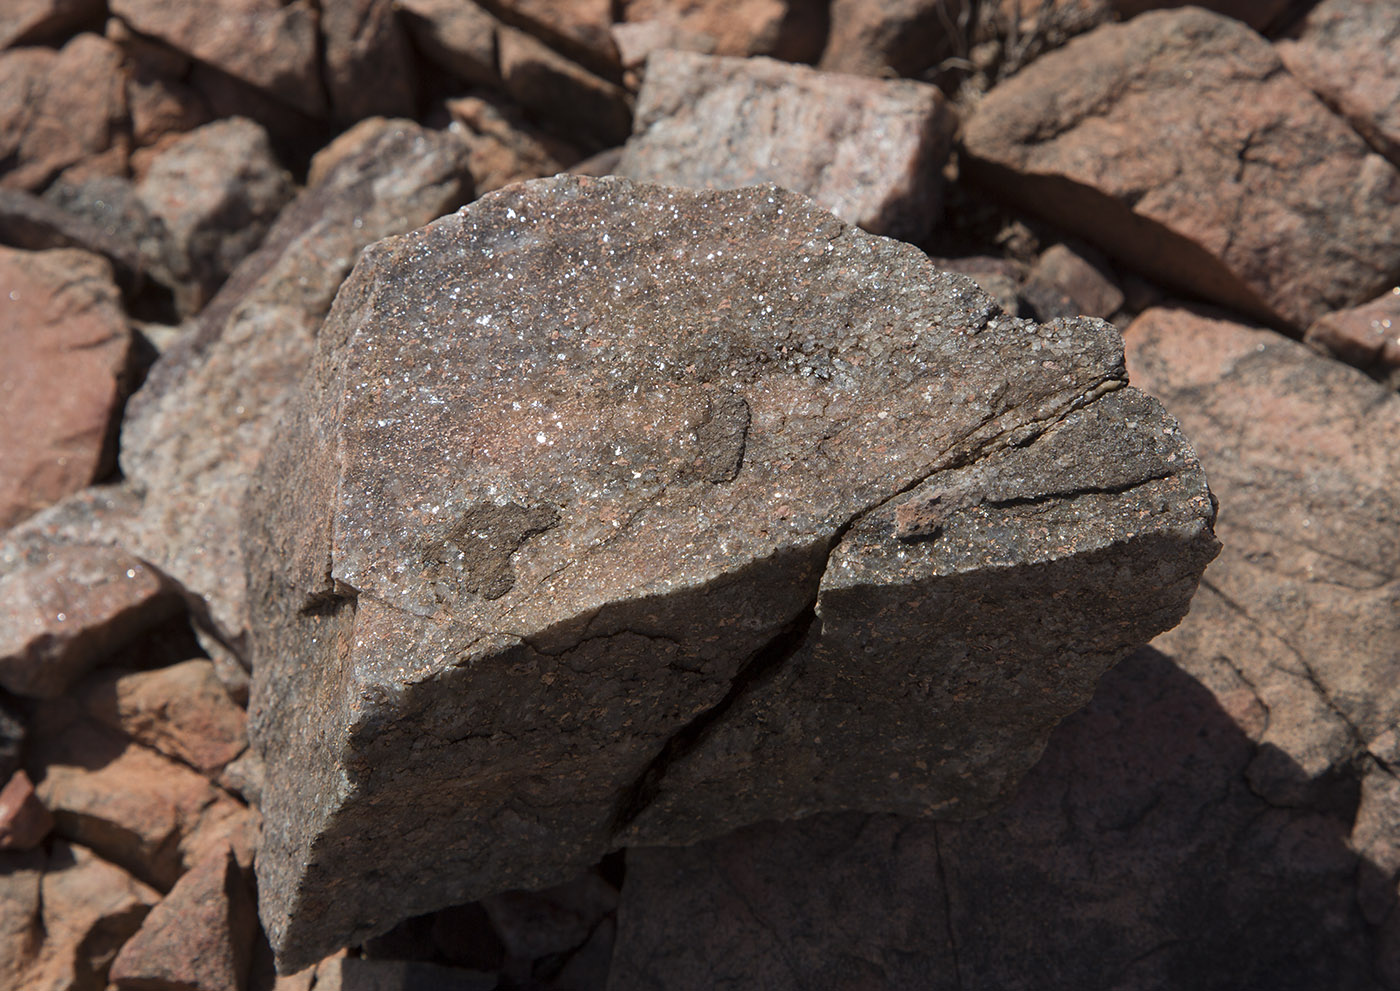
245 175 1219 971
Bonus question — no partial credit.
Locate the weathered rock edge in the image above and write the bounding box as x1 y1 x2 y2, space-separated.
245 176 1219 971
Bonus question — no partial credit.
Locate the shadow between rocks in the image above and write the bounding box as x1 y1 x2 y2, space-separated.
609 646 1385 991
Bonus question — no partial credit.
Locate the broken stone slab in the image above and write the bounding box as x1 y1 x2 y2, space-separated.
246 175 1218 970
617 51 956 242
119 120 474 651
961 7 1400 331
1125 304 1400 806
1302 286 1400 390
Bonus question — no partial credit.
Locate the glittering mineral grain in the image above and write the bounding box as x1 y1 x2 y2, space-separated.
246 175 1218 971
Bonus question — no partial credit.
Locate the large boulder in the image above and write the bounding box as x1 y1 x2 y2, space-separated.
961 7 1400 332
246 175 1218 969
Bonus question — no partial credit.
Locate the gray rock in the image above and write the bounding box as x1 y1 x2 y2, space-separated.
0 186 145 293
135 117 293 315
618 51 956 242
320 0 417 123
119 120 474 652
246 175 1217 969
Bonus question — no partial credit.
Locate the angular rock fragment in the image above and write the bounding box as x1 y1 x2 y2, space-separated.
247 176 1217 969
820 0 965 79
0 247 132 528
0 186 146 292
498 26 632 150
618 0 827 62
120 121 474 649
0 33 128 191
109 0 325 117
1277 0 1400 167
0 770 53 851
0 547 181 698
109 842 256 991
320 0 417 123
396 0 501 88
618 51 956 241
1125 305 1400 805
1303 286 1400 389
961 7 1400 331
80 659 248 775
134 117 292 315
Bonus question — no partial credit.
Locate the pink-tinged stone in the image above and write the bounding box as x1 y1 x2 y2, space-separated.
0 247 131 528
0 770 52 851
0 547 180 699
0 33 128 191
109 842 256 991
618 0 827 62
962 7 1400 331
618 51 957 241
1303 286 1400 388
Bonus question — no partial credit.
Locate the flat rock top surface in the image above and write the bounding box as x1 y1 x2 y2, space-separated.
310 174 1129 667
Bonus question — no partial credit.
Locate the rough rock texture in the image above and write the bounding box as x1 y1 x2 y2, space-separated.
609 648 1379 991
0 547 180 698
109 0 325 117
961 7 1400 331
1278 0 1400 167
80 659 248 775
27 841 160 991
119 121 473 651
819 0 965 78
0 0 104 49
109 843 256 991
134 117 292 315
29 712 257 890
0 247 132 528
247 176 1217 969
1304 286 1400 389
320 0 417 123
0 771 53 851
0 33 128 191
618 51 956 241
1125 306 1400 806
618 0 828 62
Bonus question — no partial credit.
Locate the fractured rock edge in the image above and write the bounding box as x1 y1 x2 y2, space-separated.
248 176 1217 971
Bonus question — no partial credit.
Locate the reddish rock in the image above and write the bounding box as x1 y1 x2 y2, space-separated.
125 64 213 156
135 117 292 315
29 714 257 890
109 0 325 117
80 660 248 776
0 247 131 527
0 33 127 192
1125 305 1400 804
109 842 256 991
0 0 105 49
30 841 160 991
492 0 617 70
820 0 965 78
618 51 956 240
619 0 827 62
0 547 180 699
446 93 581 195
0 187 146 292
0 770 53 851
498 26 632 150
1303 286 1400 388
118 121 473 649
321 0 417 123
395 0 501 87
0 848 43 988
1279 0 1400 168
962 7 1400 331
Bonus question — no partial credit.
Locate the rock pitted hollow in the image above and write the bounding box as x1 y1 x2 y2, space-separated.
245 175 1219 971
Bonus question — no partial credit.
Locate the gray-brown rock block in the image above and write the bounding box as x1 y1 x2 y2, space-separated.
819 0 964 79
962 7 1400 331
320 0 417 123
246 176 1217 969
618 50 956 241
135 117 292 315
110 0 325 117
618 0 827 62
0 0 105 49
1125 305 1400 805
1278 0 1400 167
119 121 474 651
0 246 132 528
